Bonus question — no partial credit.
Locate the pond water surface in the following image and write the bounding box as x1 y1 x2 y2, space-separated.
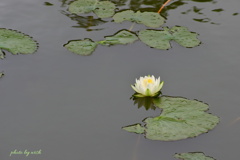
0 0 240 160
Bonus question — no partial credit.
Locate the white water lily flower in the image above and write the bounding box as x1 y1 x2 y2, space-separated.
131 75 164 97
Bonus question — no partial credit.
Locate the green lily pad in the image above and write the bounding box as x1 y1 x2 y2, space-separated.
64 30 137 55
98 30 138 46
113 10 165 28
68 0 97 14
139 26 201 50
123 96 219 141
93 1 116 18
68 0 116 18
0 28 38 58
174 152 216 160
64 39 98 56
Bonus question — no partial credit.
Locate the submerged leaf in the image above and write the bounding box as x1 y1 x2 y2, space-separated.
123 96 219 141
64 39 98 56
98 30 138 45
0 28 38 58
68 0 116 18
113 10 165 28
122 124 145 134
139 26 201 50
174 152 216 160
94 1 116 18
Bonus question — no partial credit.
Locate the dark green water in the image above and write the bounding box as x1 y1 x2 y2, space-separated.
0 0 239 159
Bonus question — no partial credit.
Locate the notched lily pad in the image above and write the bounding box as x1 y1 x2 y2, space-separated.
98 30 138 46
0 28 38 58
64 39 98 56
123 96 219 141
174 152 216 160
113 10 165 28
68 0 116 18
139 26 201 50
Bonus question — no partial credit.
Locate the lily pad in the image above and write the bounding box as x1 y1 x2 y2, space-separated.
123 96 219 141
64 39 98 56
64 30 137 55
93 1 116 18
174 152 216 160
68 0 116 18
139 26 201 50
68 0 97 14
0 28 38 58
98 30 138 46
113 10 165 28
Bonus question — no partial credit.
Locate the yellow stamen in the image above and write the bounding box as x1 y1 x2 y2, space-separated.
143 78 154 87
147 79 153 83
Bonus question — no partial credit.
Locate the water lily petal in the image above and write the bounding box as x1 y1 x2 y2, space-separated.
158 81 164 90
131 85 139 93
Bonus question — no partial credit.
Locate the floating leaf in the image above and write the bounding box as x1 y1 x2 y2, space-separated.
93 1 116 18
122 124 145 134
123 96 219 141
174 152 216 160
64 39 98 56
171 26 201 48
68 0 116 18
113 10 165 28
68 0 97 14
0 28 38 58
139 26 201 50
64 30 137 56
98 30 138 46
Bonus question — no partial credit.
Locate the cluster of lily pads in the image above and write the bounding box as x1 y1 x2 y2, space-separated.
64 0 201 56
0 1 218 159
